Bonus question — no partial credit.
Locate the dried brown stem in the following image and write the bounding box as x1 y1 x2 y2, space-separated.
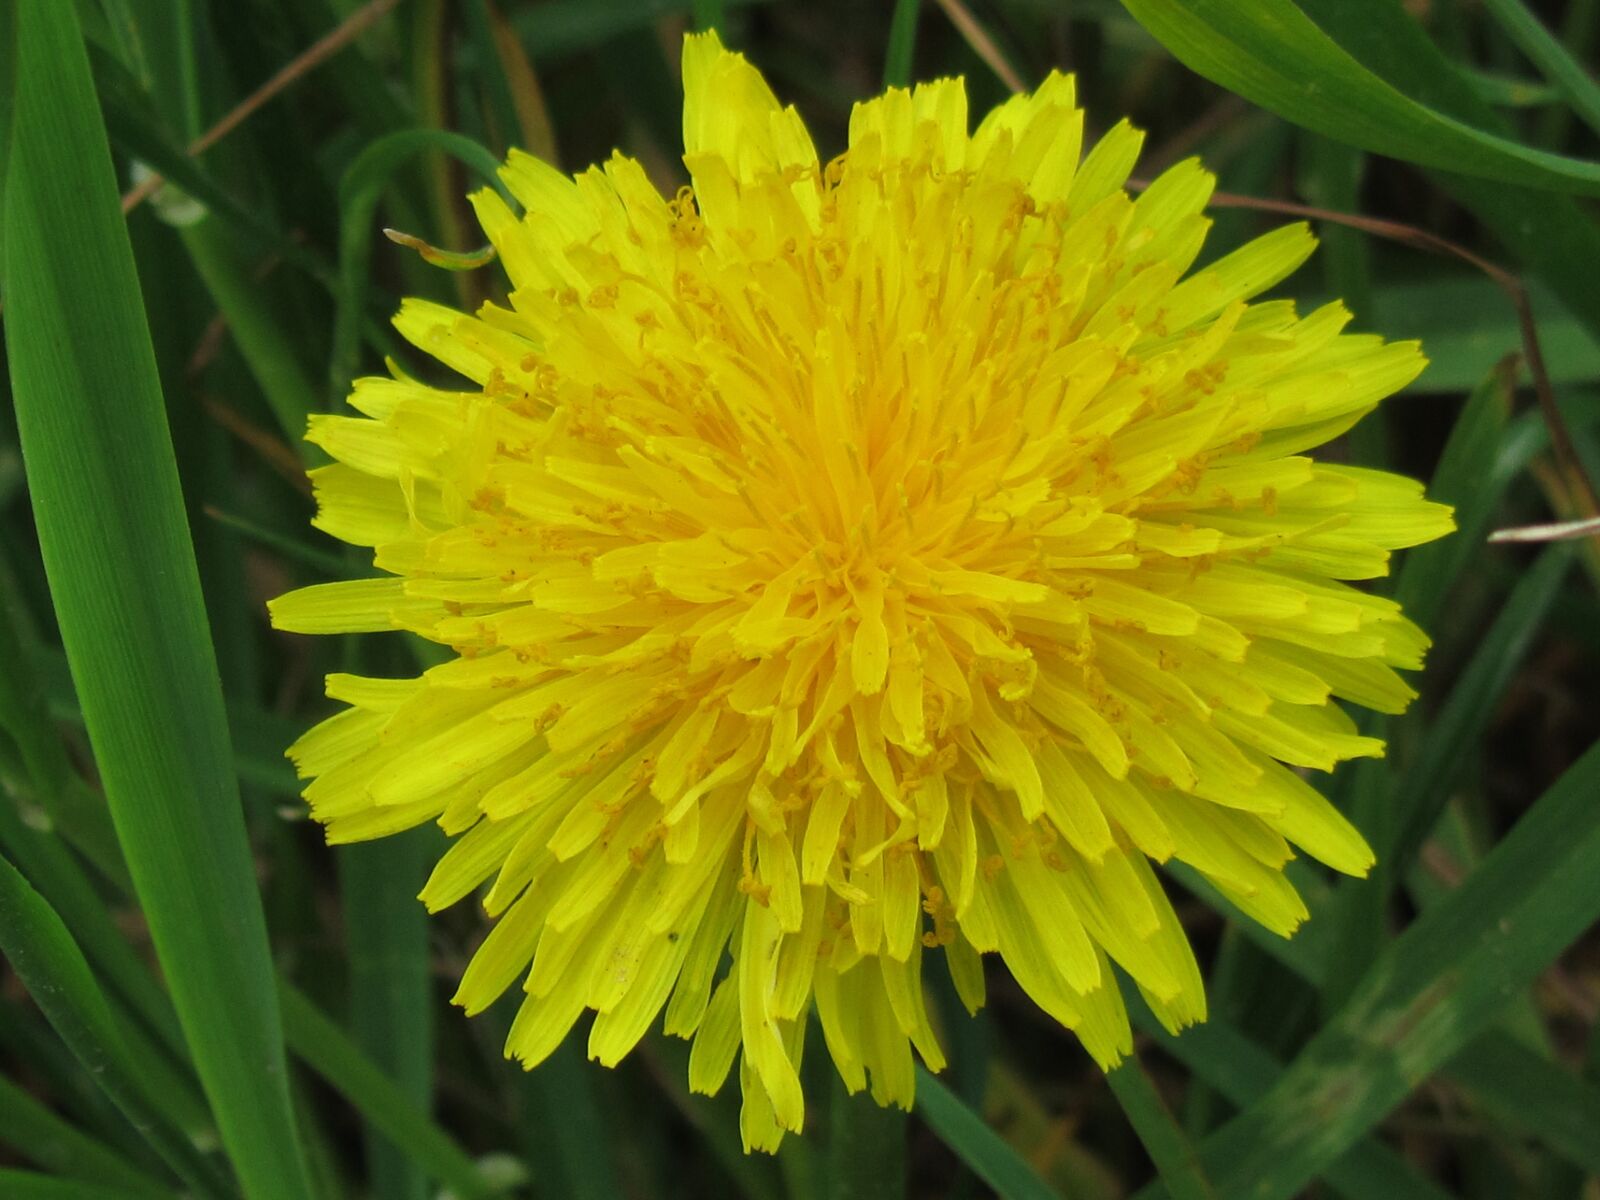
1141 94 1252 178
202 398 311 495
122 0 404 215
1129 180 1600 521
1488 515 1600 544
930 0 1027 94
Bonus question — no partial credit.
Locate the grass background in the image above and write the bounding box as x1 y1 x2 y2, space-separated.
2 0 1599 1197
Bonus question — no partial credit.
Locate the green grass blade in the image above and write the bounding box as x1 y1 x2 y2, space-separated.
1462 69 1559 109
1 3 312 1195
1443 1033 1600 1177
1536 0 1600 147
1106 1057 1215 1200
332 129 507 406
278 983 497 1200
291 1072 350 1200
0 850 232 1195
339 833 437 1200
1392 361 1519 629
516 1044 626 1200
1372 279 1600 396
1166 738 1600 1199
508 0 770 62
89 44 334 288
0 994 155 1168
1388 545 1574 870
9 648 475 1195
464 0 525 155
637 1036 775 1200
1323 542 1573 1006
0 1074 172 1197
0 0 16 252
1293 0 1600 345
829 1076 906 1200
1480 0 1600 140
693 0 726 32
1116 0 1600 194
1122 992 1454 1200
34 645 304 798
1128 0 1600 359
202 507 345 575
883 0 920 89
0 589 186 1063
1444 185 1600 352
1294 134 1380 463
0 628 220 1141
913 1067 1059 1200
0 1171 155 1200
0 796 203 1108
180 216 320 448
0 588 129 883
1170 857 1600 1183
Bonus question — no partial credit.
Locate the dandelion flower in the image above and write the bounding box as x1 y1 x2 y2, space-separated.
270 32 1453 1150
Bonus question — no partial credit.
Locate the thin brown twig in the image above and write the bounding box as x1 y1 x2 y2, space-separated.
930 0 1027 94
185 250 288 380
202 398 311 495
916 0 1594 519
1140 94 1252 178
1488 515 1600 543
1129 180 1600 521
185 313 232 380
1541 969 1600 1024
121 0 404 215
1419 841 1467 887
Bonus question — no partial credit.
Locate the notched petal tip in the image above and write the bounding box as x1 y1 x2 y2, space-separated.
681 29 817 187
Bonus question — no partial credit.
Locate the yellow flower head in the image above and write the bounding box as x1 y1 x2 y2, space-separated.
272 33 1452 1150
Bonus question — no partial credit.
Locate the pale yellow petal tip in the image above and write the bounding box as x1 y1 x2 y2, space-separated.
392 295 456 339
1335 819 1379 879
1035 67 1076 99
416 886 453 916
283 736 309 770
322 823 371 848
1344 847 1378 881
681 29 790 169
681 28 757 128
268 579 411 635
302 413 333 452
682 27 730 73
265 588 329 634
1288 221 1320 263
1393 340 1430 389
451 982 494 1017
1086 1039 1131 1074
